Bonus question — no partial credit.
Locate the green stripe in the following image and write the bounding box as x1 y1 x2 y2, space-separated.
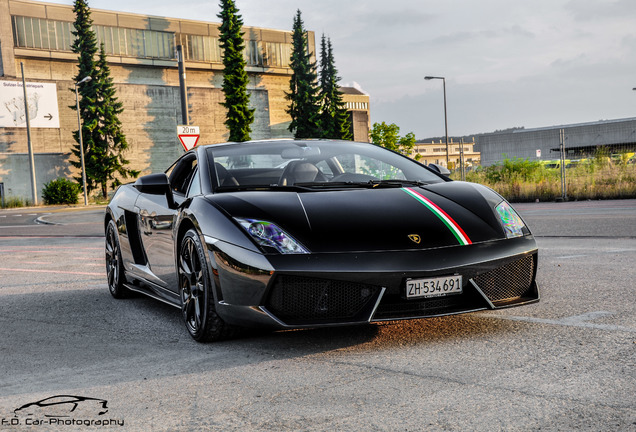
402 188 467 245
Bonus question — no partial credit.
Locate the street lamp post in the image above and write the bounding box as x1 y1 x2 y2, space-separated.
425 76 449 167
75 75 92 206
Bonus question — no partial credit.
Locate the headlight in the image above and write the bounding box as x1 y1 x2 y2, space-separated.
235 218 309 254
495 201 525 238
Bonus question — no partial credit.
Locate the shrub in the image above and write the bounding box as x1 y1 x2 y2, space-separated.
42 178 81 205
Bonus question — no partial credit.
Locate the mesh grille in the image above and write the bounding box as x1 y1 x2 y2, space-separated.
265 275 380 325
473 255 535 302
373 294 474 320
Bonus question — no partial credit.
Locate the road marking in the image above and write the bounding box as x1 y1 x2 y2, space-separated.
0 247 101 252
0 225 41 229
555 254 587 259
0 267 103 276
477 311 636 333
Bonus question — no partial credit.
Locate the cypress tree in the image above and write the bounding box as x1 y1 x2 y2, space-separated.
218 0 254 142
286 10 321 139
318 35 351 140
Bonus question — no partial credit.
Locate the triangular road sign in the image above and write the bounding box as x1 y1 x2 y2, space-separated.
177 125 200 151
178 134 199 151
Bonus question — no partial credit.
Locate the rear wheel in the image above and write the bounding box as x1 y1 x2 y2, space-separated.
105 220 129 298
178 229 238 342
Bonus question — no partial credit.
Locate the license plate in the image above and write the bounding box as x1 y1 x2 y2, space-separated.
406 275 463 299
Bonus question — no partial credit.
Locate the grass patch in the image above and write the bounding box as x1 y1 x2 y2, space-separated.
455 157 636 202
0 196 31 209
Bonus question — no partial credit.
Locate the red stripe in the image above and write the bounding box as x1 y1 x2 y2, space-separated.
406 188 472 244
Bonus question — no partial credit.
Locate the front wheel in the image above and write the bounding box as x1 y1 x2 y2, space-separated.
178 229 238 342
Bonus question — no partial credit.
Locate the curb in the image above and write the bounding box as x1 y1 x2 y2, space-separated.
35 215 61 226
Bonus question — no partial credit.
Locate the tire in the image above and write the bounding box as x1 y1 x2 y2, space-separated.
178 229 238 342
105 219 129 299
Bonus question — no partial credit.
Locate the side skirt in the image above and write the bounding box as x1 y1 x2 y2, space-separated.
123 282 181 309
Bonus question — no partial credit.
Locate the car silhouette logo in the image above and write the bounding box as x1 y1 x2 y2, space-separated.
14 395 108 418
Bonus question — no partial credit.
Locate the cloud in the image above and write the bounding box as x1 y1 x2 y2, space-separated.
565 0 636 21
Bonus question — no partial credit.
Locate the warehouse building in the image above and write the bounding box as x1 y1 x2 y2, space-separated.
476 118 636 166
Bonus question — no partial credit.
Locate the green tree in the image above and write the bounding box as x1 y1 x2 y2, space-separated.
93 44 138 197
218 0 254 142
70 0 136 198
318 35 351 140
286 10 321 139
69 0 99 194
369 121 418 159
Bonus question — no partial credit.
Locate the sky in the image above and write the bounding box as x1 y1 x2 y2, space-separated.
37 0 636 139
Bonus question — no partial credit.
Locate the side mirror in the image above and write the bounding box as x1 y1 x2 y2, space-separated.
133 174 177 208
428 163 451 176
134 173 170 194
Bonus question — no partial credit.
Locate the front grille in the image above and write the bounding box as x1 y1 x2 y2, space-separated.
373 288 485 320
473 254 535 303
265 275 381 325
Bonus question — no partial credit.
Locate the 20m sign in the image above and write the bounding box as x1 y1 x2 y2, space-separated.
177 125 200 151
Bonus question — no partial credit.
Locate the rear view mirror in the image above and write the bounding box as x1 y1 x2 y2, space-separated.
281 146 321 159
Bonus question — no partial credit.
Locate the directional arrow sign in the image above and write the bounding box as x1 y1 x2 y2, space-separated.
0 81 60 128
177 125 200 152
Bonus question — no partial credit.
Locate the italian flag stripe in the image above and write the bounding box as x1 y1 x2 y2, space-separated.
402 187 472 246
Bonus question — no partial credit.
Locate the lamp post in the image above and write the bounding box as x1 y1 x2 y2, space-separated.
75 75 92 206
424 76 449 167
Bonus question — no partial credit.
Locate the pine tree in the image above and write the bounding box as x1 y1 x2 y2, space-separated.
286 10 321 139
218 0 254 142
317 35 334 138
70 0 136 198
318 35 351 140
94 44 138 197
69 0 99 194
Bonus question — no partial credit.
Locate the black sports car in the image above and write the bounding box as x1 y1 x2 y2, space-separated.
105 139 538 342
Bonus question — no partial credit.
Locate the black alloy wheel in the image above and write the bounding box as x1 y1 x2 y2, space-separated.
105 219 128 298
178 229 237 342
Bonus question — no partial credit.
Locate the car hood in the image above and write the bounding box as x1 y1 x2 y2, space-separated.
209 182 509 253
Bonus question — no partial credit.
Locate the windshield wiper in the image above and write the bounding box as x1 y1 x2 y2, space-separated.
215 184 313 193
367 179 430 188
217 180 432 192
294 181 370 189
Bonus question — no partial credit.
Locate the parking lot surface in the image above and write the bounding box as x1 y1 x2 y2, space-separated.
0 201 635 431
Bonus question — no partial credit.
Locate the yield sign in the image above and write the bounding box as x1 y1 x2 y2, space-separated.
177 125 200 151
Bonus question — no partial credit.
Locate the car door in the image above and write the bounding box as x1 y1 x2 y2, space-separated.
135 153 199 291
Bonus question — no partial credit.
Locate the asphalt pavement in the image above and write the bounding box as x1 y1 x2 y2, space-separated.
0 200 635 431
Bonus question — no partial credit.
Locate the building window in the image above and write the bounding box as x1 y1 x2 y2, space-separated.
263 42 291 67
13 16 75 51
181 34 220 62
12 16 176 59
244 40 262 66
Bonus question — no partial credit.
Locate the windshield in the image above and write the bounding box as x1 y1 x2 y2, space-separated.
206 140 445 192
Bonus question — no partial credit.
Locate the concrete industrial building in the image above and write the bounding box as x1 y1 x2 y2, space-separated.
476 118 636 166
0 0 369 201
